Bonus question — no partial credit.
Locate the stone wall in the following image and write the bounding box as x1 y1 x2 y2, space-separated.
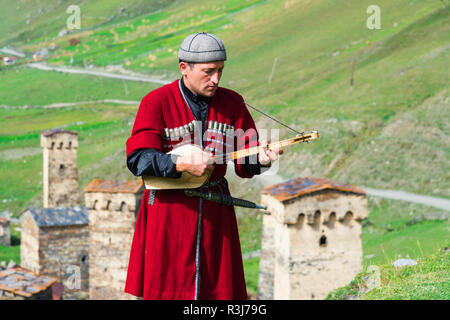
0 218 10 246
261 190 368 225
21 209 89 300
20 213 40 273
38 225 89 300
257 214 276 300
86 192 141 300
274 212 364 299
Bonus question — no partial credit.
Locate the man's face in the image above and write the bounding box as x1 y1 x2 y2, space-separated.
180 61 224 98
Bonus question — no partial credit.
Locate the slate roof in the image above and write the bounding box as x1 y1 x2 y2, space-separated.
262 176 366 202
84 179 144 194
41 128 78 137
23 206 88 227
0 267 56 298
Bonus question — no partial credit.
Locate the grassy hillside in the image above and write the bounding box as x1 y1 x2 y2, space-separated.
0 0 448 298
0 0 178 46
326 248 449 300
361 198 449 267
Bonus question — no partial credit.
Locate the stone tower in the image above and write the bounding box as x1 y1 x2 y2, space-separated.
40 129 80 208
84 179 144 300
258 177 368 300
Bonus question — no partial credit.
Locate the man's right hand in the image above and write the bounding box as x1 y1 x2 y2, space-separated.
175 150 215 177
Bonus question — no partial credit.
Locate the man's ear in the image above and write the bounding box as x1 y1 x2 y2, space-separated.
179 62 189 76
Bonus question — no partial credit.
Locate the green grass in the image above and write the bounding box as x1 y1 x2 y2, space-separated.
0 226 21 265
0 244 20 265
243 257 260 297
326 248 449 300
361 198 450 267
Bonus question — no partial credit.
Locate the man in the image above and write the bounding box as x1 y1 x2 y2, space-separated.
124 32 282 300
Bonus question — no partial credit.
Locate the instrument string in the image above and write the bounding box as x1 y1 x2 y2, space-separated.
244 102 304 135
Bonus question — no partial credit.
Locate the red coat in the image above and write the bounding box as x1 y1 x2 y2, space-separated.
124 79 259 300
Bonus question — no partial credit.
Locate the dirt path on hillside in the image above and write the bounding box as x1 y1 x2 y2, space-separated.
1 99 140 109
27 63 171 85
41 99 140 108
0 47 25 57
360 187 450 211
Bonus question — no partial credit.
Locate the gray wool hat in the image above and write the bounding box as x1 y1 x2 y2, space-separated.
178 32 227 63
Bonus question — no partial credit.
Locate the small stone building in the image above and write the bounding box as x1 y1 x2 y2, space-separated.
0 267 56 300
84 179 144 300
258 177 368 300
0 217 10 246
40 129 80 208
20 206 89 300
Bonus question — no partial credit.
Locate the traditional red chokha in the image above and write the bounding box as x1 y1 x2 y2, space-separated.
124 33 265 300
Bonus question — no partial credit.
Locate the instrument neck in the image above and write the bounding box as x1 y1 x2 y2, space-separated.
217 133 314 163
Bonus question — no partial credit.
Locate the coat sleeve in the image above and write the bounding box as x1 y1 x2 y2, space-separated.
232 95 265 179
127 148 181 178
126 93 165 157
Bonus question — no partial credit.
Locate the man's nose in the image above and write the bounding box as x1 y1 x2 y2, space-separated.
210 71 220 84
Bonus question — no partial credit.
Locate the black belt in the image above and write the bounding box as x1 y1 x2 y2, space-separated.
184 177 267 209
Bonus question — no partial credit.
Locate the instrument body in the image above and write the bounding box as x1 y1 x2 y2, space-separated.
142 131 319 190
143 144 213 190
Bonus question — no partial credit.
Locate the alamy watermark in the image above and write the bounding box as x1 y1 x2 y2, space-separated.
366 5 381 29
66 5 81 30
364 265 381 291
65 264 81 290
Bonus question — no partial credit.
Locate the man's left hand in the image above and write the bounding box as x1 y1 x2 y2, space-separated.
258 139 283 167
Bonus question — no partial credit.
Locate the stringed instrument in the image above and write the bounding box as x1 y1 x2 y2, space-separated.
142 130 319 190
